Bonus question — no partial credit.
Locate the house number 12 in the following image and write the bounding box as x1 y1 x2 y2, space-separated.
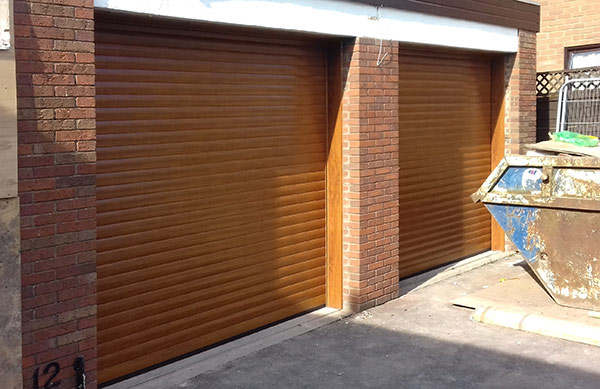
33 357 86 389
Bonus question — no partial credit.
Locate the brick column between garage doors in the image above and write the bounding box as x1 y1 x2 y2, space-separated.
505 29 537 155
341 38 400 312
14 0 97 387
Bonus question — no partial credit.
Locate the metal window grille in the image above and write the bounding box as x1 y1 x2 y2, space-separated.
556 77 600 137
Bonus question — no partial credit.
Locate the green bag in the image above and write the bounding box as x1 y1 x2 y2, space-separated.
550 131 599 147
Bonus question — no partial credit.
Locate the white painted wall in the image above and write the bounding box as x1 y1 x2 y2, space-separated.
95 0 518 53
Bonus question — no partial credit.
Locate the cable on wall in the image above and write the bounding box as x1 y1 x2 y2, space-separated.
375 6 388 66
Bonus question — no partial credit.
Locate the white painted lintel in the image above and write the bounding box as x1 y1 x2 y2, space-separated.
95 0 518 53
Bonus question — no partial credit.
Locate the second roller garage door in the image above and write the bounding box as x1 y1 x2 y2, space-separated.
95 14 328 383
398 47 492 278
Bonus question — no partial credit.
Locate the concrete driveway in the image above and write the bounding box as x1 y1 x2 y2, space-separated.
168 254 600 389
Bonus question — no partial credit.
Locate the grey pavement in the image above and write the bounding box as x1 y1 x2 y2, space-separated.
170 255 600 388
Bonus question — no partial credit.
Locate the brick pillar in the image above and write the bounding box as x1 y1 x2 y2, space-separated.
14 1 97 387
1 2 23 388
341 38 400 312
505 30 537 155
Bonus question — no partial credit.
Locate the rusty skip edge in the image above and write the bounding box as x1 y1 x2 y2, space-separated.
486 202 600 309
485 203 600 310
476 156 600 310
471 155 600 212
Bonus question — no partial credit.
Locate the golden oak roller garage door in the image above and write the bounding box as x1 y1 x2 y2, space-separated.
95 15 327 383
398 47 492 278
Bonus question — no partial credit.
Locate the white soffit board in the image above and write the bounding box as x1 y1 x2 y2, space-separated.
1 0 10 50
94 0 518 53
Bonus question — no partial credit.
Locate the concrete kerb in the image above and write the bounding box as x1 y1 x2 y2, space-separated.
472 305 600 347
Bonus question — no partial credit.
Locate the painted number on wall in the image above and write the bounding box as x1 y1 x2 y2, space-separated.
33 357 86 389
33 362 60 389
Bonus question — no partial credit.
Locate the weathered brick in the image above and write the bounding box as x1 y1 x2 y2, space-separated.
537 0 600 71
56 197 95 212
33 188 77 202
55 130 94 141
54 107 95 119
56 219 95 234
33 142 76 154
29 26 76 40
15 1 97 383
55 241 95 256
20 119 76 132
56 327 95 347
31 97 75 108
75 119 95 129
75 97 94 107
35 343 79 364
54 0 94 7
18 155 54 168
33 321 78 343
18 107 54 120
54 39 93 53
35 300 79 319
74 6 93 19
14 14 54 27
505 31 537 155
31 74 75 86
75 30 94 42
15 84 54 97
21 248 54 264
22 270 56 287
76 163 95 174
75 74 94 85
21 202 55 217
15 61 54 74
33 165 76 179
29 3 75 17
53 17 93 30
34 255 78 272
77 140 95 151
54 63 95 75
22 293 57 310
18 144 33 155
341 38 400 312
55 175 95 188
57 284 95 302
17 49 76 63
54 151 95 164
75 52 94 63
54 85 94 97
19 178 55 192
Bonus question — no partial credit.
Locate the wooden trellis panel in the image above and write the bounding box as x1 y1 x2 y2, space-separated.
537 67 600 96
536 67 600 141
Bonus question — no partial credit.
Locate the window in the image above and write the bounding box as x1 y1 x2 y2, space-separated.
566 45 600 69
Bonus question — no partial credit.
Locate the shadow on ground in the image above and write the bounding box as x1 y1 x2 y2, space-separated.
172 319 600 389
169 256 600 389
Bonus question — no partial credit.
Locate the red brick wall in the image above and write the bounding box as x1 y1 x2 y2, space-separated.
8 1 537 383
341 38 400 312
340 33 537 309
537 0 600 72
505 30 537 155
14 0 97 387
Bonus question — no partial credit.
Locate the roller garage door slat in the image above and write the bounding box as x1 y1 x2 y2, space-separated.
96 15 327 384
398 47 492 278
